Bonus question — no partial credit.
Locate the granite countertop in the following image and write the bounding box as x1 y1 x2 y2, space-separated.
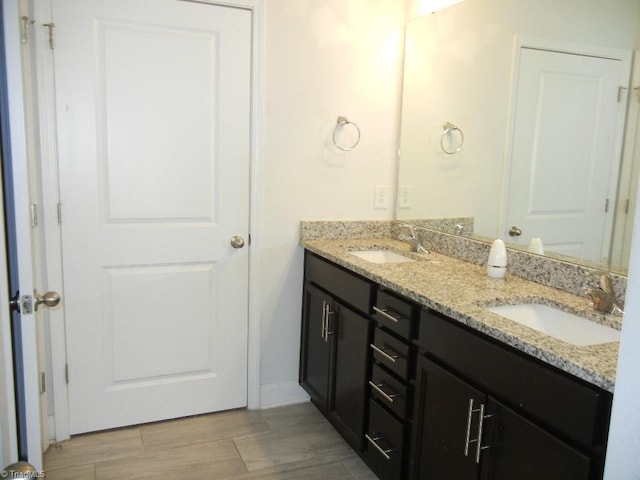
301 237 621 392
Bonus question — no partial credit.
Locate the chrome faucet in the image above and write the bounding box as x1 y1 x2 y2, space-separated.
587 273 624 316
401 224 429 254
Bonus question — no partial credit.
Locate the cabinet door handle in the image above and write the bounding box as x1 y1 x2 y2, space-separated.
476 408 494 463
370 343 400 363
325 303 335 339
475 403 485 464
365 433 394 460
463 399 491 464
373 306 403 323
368 380 399 404
464 398 475 457
321 301 328 341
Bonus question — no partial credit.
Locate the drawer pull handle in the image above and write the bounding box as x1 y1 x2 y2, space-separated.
370 343 400 363
373 306 403 323
369 381 399 404
365 433 394 460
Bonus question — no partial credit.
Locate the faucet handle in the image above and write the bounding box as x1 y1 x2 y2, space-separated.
588 289 613 314
585 273 624 315
583 271 613 293
598 273 614 294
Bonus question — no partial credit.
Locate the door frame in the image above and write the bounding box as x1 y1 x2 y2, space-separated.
32 0 264 441
0 206 18 468
0 13 19 464
500 35 632 259
1 0 48 467
0 231 17 468
610 51 640 268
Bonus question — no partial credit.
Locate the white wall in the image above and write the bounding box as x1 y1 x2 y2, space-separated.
258 0 405 406
605 227 640 477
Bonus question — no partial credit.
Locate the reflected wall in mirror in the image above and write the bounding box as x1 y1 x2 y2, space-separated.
397 0 640 272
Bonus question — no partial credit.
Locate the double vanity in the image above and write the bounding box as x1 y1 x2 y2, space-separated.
298 222 622 480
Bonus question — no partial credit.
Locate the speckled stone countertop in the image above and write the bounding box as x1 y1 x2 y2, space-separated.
301 237 621 392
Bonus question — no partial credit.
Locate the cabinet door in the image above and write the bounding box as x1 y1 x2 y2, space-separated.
329 303 371 451
481 398 591 480
412 356 485 480
299 282 333 412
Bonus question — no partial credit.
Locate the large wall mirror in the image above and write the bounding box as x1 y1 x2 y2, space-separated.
397 0 640 274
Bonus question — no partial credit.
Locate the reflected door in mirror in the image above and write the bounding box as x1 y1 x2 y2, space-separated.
505 46 628 263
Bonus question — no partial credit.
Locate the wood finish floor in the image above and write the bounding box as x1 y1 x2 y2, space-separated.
43 402 378 480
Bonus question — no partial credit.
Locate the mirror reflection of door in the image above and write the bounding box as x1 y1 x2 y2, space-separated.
504 44 630 263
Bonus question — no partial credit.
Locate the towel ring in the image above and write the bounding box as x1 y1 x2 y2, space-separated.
440 122 464 154
332 116 361 151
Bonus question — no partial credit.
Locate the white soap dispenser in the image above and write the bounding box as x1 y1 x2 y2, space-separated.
487 239 507 279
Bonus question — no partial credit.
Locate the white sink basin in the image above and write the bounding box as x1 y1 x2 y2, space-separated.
486 303 620 346
349 250 416 264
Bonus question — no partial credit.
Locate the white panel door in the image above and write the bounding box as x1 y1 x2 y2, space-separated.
52 0 251 434
505 47 628 262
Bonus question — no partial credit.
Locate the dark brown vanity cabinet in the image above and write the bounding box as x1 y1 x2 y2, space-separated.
300 252 375 450
411 310 612 480
364 289 419 480
299 252 613 480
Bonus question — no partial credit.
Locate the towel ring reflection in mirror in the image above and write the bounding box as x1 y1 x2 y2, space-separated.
440 122 464 154
332 116 361 151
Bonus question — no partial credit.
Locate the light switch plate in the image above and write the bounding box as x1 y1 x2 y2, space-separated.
374 185 390 209
398 185 412 209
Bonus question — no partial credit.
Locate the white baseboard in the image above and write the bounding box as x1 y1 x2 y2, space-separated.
259 381 309 409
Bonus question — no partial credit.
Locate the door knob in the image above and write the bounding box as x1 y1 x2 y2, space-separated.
34 290 61 310
230 235 245 249
508 226 522 237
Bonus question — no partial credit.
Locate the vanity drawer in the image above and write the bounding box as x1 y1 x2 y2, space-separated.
370 364 408 420
418 309 611 451
373 290 418 340
364 399 404 480
371 328 410 380
304 252 375 314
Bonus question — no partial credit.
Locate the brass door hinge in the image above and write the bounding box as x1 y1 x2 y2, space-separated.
42 22 55 49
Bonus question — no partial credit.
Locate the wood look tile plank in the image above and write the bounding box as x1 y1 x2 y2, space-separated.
42 464 96 480
44 427 143 471
343 456 379 480
141 409 270 450
43 403 377 479
232 421 353 472
224 460 356 479
258 402 327 432
96 438 246 480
